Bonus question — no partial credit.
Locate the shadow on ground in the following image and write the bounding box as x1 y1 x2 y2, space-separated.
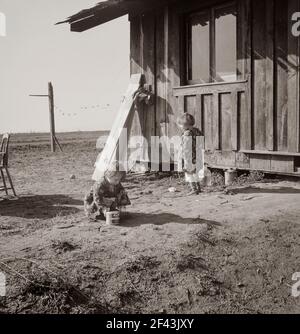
0 195 82 219
122 212 222 228
231 186 300 195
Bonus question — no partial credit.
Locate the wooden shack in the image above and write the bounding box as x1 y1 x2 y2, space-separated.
61 0 300 175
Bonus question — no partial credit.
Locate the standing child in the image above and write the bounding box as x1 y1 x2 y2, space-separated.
84 161 131 221
177 113 204 196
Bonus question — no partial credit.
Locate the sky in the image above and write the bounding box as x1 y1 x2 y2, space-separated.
0 0 130 133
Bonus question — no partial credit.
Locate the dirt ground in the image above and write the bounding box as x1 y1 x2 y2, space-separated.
0 132 300 314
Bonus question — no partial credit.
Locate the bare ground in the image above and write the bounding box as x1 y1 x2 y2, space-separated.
0 132 300 314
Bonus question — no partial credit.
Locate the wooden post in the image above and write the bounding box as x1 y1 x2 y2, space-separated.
29 82 62 153
48 82 56 153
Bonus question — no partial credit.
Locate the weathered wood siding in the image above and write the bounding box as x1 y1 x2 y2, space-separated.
173 81 248 152
129 0 300 173
130 13 156 149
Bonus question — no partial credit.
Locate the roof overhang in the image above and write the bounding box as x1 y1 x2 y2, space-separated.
57 0 175 32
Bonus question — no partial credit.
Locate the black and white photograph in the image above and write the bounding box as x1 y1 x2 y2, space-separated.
0 0 300 318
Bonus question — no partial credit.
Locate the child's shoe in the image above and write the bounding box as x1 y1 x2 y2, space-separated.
187 190 199 196
187 182 200 196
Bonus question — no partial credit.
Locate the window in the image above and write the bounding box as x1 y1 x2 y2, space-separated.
187 11 210 84
186 3 237 84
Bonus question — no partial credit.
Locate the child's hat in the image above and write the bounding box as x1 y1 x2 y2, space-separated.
177 113 195 127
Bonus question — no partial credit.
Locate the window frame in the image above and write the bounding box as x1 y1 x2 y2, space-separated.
184 1 238 86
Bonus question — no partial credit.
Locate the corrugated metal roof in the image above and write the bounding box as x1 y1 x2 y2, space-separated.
57 0 173 32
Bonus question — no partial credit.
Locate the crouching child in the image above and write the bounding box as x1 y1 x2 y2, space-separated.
84 162 131 221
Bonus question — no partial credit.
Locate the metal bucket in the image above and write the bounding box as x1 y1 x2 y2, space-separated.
106 211 120 226
225 169 237 186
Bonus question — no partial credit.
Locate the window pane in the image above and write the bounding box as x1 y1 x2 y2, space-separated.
215 5 237 82
188 11 210 83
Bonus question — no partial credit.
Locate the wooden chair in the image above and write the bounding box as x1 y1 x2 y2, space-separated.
0 133 17 197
